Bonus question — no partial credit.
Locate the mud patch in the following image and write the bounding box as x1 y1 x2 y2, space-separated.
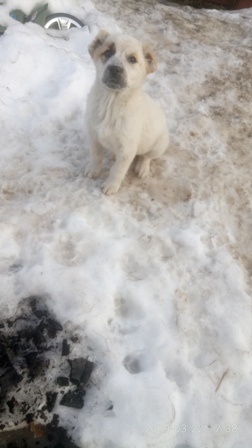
0 296 94 446
0 424 79 448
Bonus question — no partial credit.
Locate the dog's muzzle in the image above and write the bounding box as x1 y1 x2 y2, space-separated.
102 65 127 90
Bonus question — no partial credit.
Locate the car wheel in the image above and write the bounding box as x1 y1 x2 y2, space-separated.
44 13 84 30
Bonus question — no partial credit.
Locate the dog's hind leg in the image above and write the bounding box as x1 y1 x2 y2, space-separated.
135 133 169 178
135 156 151 178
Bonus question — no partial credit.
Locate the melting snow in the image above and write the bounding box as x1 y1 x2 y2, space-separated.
0 0 252 447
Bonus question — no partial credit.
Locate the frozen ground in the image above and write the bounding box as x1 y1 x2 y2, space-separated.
0 0 252 447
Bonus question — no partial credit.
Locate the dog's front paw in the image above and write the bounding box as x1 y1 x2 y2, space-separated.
85 166 101 179
102 181 120 195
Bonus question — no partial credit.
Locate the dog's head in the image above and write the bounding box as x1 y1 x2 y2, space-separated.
88 30 157 91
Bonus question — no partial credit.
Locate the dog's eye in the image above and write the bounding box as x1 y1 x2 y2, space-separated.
103 49 113 59
127 56 137 64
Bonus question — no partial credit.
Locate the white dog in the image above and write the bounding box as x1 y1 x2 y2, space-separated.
85 30 169 195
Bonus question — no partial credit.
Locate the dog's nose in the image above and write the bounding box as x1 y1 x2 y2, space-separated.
108 65 124 77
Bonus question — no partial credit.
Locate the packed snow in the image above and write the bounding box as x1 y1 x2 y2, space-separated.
0 0 252 447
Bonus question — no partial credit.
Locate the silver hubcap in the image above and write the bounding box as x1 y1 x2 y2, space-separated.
45 17 82 30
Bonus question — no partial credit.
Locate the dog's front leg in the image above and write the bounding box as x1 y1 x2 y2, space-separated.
102 150 136 195
85 139 104 179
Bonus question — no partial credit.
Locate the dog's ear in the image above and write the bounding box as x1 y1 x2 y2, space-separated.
143 44 157 74
89 29 110 59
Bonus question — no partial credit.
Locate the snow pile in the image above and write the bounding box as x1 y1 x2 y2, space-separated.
0 0 252 447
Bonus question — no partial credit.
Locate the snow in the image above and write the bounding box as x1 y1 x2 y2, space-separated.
0 0 252 447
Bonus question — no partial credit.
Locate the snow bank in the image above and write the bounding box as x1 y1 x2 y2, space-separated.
0 0 252 447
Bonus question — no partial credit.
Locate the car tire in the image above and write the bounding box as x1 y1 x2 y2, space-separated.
44 13 85 30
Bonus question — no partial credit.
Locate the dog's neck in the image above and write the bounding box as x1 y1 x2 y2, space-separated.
93 78 140 103
90 78 143 124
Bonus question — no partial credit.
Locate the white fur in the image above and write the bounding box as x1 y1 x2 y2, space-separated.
85 31 169 195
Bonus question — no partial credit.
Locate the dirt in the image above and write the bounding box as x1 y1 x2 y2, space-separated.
0 296 94 448
0 425 79 448
159 0 230 9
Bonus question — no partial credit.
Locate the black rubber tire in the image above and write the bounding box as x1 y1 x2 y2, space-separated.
44 13 85 29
